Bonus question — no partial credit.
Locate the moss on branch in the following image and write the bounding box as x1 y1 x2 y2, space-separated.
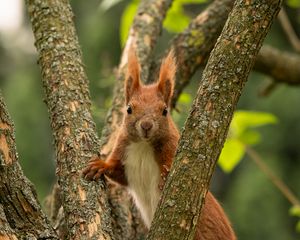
147 0 282 239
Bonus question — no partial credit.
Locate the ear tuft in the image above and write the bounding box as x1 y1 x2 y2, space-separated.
158 49 177 105
125 46 140 104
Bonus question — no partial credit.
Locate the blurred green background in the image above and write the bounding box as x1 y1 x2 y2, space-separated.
0 0 300 239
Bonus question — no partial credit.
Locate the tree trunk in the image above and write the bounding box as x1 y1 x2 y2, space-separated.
170 0 234 107
26 0 113 239
147 0 282 239
98 0 174 239
2 0 297 239
168 1 300 108
0 93 58 239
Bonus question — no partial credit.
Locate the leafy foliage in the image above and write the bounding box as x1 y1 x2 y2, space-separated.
286 0 300 8
120 0 139 46
218 139 245 173
290 205 300 233
119 0 207 45
218 111 278 173
163 1 191 33
178 92 192 104
2 0 299 238
289 205 300 217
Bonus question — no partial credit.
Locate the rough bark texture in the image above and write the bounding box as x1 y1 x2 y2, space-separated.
147 0 282 240
0 93 58 239
167 1 300 108
98 1 173 239
26 0 113 239
4 0 293 239
0 205 18 240
169 0 234 108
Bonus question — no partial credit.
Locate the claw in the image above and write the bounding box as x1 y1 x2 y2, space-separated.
82 157 107 181
93 170 103 180
82 166 91 176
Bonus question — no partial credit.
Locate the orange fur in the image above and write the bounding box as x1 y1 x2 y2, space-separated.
125 47 141 104
158 49 176 105
83 48 236 240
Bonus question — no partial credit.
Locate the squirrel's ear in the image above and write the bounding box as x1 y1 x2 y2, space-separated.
125 47 140 104
158 49 176 105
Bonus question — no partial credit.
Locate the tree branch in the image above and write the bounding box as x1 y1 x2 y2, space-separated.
167 1 299 108
246 146 300 207
0 92 58 239
147 0 282 239
170 0 235 107
100 0 173 154
0 205 18 240
255 45 300 85
278 8 300 52
98 1 174 238
26 0 113 239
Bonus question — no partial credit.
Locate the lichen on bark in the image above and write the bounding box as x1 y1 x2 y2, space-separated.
100 0 173 153
147 0 282 239
169 0 234 107
166 0 299 108
26 0 113 239
98 1 174 238
0 92 58 239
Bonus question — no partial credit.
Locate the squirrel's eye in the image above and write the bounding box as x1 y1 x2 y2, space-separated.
162 108 168 116
127 105 132 114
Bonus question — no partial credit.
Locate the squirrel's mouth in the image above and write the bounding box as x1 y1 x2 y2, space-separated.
140 130 153 141
142 132 150 139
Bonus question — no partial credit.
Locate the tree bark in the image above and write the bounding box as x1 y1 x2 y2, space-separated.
100 0 173 153
3 0 293 239
0 93 58 239
167 1 300 108
169 0 235 108
255 45 300 85
147 0 282 239
26 0 113 239
98 1 174 238
26 0 175 239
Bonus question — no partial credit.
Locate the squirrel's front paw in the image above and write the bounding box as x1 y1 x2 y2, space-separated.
82 157 109 181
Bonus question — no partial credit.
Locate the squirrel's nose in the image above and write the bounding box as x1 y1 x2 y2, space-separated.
141 121 153 131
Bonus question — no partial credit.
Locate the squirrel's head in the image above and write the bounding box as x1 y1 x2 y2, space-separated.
124 48 176 142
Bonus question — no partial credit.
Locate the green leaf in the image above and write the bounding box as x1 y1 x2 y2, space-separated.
218 139 245 173
239 130 261 145
219 110 278 173
163 2 190 33
290 205 300 217
231 111 278 137
178 92 192 104
163 0 208 32
296 221 300 233
286 0 300 8
120 1 139 46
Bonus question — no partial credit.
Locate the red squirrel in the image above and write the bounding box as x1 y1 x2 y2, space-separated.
83 49 236 240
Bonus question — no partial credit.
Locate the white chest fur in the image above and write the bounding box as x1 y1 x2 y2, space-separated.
124 141 161 228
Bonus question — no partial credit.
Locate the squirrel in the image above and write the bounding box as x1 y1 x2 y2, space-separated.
83 48 236 240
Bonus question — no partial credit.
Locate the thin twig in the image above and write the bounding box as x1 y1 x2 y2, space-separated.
278 8 300 53
258 81 278 97
246 145 300 207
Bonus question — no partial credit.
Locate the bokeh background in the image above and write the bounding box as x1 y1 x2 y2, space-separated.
0 0 300 239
